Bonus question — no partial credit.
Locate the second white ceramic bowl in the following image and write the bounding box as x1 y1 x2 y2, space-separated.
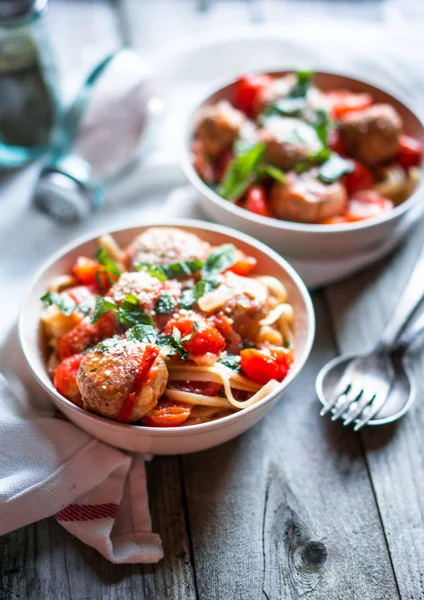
19 219 315 455
181 71 424 260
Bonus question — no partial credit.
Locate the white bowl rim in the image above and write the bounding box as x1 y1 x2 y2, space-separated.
181 68 424 235
19 217 315 437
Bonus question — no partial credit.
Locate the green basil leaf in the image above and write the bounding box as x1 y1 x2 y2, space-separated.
289 70 315 98
201 244 237 279
218 143 266 202
269 96 306 116
90 296 117 324
40 292 76 316
134 263 167 281
318 153 354 184
127 324 158 344
95 247 121 279
162 259 203 279
155 293 176 315
218 353 241 372
118 294 155 328
76 299 93 316
181 321 199 343
257 163 287 183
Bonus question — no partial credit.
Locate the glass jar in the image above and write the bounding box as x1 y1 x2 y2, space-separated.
0 0 60 167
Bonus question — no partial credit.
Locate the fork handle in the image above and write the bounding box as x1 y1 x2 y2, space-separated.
376 244 424 352
394 311 424 352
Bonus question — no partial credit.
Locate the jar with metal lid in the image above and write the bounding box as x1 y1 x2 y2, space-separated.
0 0 60 167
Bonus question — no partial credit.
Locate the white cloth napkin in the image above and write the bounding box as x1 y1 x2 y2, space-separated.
0 328 163 563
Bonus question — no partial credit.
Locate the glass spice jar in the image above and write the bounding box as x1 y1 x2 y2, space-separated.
0 0 60 167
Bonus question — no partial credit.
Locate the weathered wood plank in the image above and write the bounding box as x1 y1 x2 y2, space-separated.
326 219 424 599
181 292 399 600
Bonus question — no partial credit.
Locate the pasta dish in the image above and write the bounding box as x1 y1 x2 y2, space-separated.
40 227 294 427
192 70 423 224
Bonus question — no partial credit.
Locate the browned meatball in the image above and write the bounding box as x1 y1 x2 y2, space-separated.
109 272 163 313
340 104 402 167
194 100 246 158
258 116 323 171
127 227 211 268
269 170 347 223
77 337 168 422
198 272 269 340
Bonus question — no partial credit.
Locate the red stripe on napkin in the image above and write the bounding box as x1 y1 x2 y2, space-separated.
55 503 118 521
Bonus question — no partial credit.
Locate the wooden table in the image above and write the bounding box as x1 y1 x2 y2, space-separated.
2 1 424 599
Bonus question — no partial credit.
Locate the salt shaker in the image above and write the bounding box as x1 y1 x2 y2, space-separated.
0 0 59 167
33 48 161 224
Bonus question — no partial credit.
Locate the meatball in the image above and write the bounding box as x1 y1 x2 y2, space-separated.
127 227 211 268
109 272 163 312
77 336 168 422
258 116 323 171
198 271 269 340
269 170 347 223
194 100 246 158
339 103 402 167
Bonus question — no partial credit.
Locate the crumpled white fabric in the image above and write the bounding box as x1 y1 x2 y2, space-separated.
0 329 162 563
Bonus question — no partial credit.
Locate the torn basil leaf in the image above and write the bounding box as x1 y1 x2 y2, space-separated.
155 293 176 315
135 263 166 282
127 324 158 344
218 353 241 372
90 296 117 324
118 294 155 328
218 142 265 202
179 288 197 310
268 96 306 117
289 70 315 98
40 292 76 317
95 247 121 279
256 163 287 183
318 153 353 184
201 244 237 279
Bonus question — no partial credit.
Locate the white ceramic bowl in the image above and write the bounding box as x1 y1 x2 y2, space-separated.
181 71 424 260
19 219 315 455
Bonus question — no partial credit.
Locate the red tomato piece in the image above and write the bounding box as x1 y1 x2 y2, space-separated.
343 161 374 195
397 135 424 169
327 90 373 120
345 190 393 222
234 75 272 116
164 313 226 356
240 347 293 385
117 346 160 423
171 381 222 396
246 185 271 217
227 251 257 276
142 399 192 428
59 312 118 360
54 354 84 406
72 257 118 292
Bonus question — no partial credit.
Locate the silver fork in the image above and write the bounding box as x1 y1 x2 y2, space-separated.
319 245 424 429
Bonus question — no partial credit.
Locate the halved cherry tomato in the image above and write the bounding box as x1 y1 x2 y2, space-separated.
397 135 424 169
246 185 271 217
118 346 160 423
164 313 226 356
327 90 373 120
240 347 293 385
343 161 374 195
171 381 222 396
54 354 84 406
72 257 118 292
59 312 118 359
234 75 272 116
345 190 393 222
227 251 257 276
142 399 192 427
